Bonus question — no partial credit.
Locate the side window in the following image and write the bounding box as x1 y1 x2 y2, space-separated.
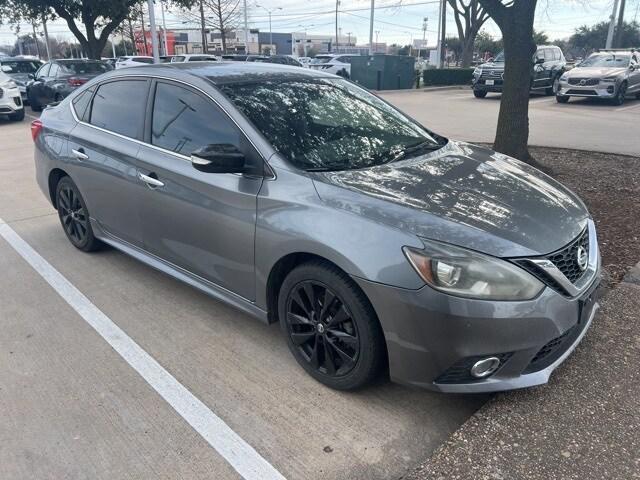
72 87 95 122
151 82 240 156
543 49 553 62
36 63 50 79
89 80 148 138
553 48 560 61
49 63 60 77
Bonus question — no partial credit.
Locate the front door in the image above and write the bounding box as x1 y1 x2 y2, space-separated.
136 80 264 300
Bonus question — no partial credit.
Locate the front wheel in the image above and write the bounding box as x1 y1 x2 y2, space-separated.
28 91 42 112
613 82 627 106
55 176 103 252
556 95 569 104
278 261 385 390
473 89 487 98
546 75 560 96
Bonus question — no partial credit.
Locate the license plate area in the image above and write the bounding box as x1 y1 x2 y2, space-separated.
485 79 495 85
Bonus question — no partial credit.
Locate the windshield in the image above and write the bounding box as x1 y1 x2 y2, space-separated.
0 60 41 73
493 52 504 63
580 54 630 68
221 78 444 171
60 62 111 74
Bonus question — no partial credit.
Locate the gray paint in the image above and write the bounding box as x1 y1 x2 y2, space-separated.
34 63 601 392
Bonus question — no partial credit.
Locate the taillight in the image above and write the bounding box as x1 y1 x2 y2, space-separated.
67 77 87 87
31 119 43 142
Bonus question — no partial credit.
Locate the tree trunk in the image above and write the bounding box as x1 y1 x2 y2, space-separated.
460 37 474 67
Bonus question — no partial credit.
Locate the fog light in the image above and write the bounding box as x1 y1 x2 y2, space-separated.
470 357 501 378
607 86 614 94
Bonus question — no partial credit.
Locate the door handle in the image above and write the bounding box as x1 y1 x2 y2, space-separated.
138 172 165 188
71 148 89 160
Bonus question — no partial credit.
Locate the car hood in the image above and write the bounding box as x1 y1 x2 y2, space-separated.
7 72 31 85
479 61 504 70
312 141 589 258
566 66 626 78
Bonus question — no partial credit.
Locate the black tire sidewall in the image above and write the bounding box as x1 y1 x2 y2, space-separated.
56 177 99 252
9 109 25 121
277 261 384 390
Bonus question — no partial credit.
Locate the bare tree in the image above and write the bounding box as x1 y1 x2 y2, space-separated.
179 0 240 53
447 0 490 67
478 0 538 164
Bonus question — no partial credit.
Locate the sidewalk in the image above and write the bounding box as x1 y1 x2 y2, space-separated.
408 268 640 480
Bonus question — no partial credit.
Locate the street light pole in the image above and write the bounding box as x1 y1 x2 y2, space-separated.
435 0 443 67
368 0 375 55
147 0 160 63
160 0 168 55
243 0 249 53
606 0 620 49
256 5 282 55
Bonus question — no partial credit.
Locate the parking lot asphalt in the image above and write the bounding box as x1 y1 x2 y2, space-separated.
379 89 640 157
0 116 483 479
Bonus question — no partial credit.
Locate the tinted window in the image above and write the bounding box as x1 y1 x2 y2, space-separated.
553 48 562 61
60 61 111 74
151 82 240 156
72 87 95 121
36 63 50 78
90 80 148 138
49 63 60 77
133 57 154 64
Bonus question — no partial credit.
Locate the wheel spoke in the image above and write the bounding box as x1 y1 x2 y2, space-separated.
290 331 315 346
291 289 312 317
309 335 320 369
327 329 358 346
320 289 336 322
302 283 318 313
328 305 350 327
326 337 356 367
58 191 70 210
322 336 337 374
287 311 312 326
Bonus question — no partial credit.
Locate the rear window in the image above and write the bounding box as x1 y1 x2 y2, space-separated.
89 80 149 138
60 62 111 74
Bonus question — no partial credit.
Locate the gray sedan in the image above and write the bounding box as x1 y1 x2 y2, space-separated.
32 63 601 393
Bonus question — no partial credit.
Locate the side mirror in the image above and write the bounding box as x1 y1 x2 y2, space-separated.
191 144 246 173
535 57 545 65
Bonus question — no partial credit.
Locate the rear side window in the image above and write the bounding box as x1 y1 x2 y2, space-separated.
36 63 50 78
89 80 148 138
72 87 95 121
543 49 553 61
151 82 240 156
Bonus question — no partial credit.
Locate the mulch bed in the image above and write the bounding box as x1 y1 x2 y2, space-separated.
529 147 640 285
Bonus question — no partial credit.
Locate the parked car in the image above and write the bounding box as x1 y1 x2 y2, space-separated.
556 50 640 105
171 54 219 62
115 56 154 69
246 55 303 67
32 63 601 393
102 57 117 69
0 56 43 103
308 54 357 78
297 56 312 67
0 70 24 121
472 45 566 98
26 59 112 111
220 54 249 61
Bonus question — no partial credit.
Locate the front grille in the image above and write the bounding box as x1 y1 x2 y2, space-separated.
480 69 503 79
530 327 574 366
514 227 590 296
435 352 512 384
568 78 599 86
566 89 598 96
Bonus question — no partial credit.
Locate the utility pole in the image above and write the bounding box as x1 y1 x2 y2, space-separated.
419 17 427 58
199 0 208 53
147 0 160 62
41 14 51 60
368 0 375 55
435 0 443 67
439 0 446 66
606 0 620 49
140 8 149 55
335 0 339 54
243 0 249 53
375 30 380 53
614 0 627 48
160 0 169 55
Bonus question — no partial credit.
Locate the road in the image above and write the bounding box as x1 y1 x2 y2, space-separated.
380 88 640 157
0 113 483 480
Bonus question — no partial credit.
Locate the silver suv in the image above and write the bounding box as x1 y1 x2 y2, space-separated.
557 49 640 105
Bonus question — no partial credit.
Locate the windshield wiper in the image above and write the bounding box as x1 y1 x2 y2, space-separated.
305 166 351 172
386 140 445 164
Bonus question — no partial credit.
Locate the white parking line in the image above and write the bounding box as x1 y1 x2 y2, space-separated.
0 217 286 480
617 102 640 112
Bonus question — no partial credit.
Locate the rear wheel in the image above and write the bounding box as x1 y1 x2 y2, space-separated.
55 176 102 252
546 75 560 96
278 261 385 390
8 108 25 121
556 95 569 104
613 82 627 106
473 89 487 98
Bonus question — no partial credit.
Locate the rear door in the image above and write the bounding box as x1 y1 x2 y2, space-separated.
30 62 51 105
630 54 640 94
136 80 264 300
67 78 150 246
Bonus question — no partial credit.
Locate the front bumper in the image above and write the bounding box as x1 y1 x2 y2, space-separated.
472 76 504 92
0 87 24 114
354 266 601 393
557 81 618 98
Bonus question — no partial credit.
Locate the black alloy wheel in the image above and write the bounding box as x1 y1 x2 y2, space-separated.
613 82 627 106
56 177 102 252
285 280 359 377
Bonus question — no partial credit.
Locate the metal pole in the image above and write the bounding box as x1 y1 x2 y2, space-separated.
147 0 160 62
368 0 375 55
269 12 272 53
42 14 51 60
199 0 208 53
243 0 249 53
606 0 620 48
614 0 627 48
161 0 169 55
335 0 339 53
435 0 443 67
112 36 116 57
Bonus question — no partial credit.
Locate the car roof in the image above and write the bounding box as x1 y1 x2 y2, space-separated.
95 61 336 85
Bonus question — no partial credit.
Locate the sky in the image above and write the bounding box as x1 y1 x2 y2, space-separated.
0 0 638 48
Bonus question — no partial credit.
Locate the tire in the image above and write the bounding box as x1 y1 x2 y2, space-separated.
473 89 487 98
8 108 25 121
55 176 102 252
28 92 42 112
636 92 640 100
278 261 385 390
556 95 569 104
613 82 627 106
546 75 560 96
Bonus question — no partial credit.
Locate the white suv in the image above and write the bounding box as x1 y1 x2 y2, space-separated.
309 54 356 78
115 56 154 69
0 71 24 121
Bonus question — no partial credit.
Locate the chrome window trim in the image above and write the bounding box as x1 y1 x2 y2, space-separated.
68 73 276 180
523 219 599 298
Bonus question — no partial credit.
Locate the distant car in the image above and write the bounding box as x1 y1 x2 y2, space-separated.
0 70 24 121
297 56 312 67
115 56 154 69
102 57 117 69
472 45 566 98
308 54 356 78
220 54 248 61
247 55 303 67
0 57 43 103
26 59 112 111
171 54 218 63
159 56 175 63
556 50 640 105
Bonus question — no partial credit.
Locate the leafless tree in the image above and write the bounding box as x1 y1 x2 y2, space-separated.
447 0 490 67
178 0 241 53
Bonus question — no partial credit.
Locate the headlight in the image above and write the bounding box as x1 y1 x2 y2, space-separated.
403 240 544 301
0 80 16 89
473 67 482 76
601 76 617 82
560 73 568 81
